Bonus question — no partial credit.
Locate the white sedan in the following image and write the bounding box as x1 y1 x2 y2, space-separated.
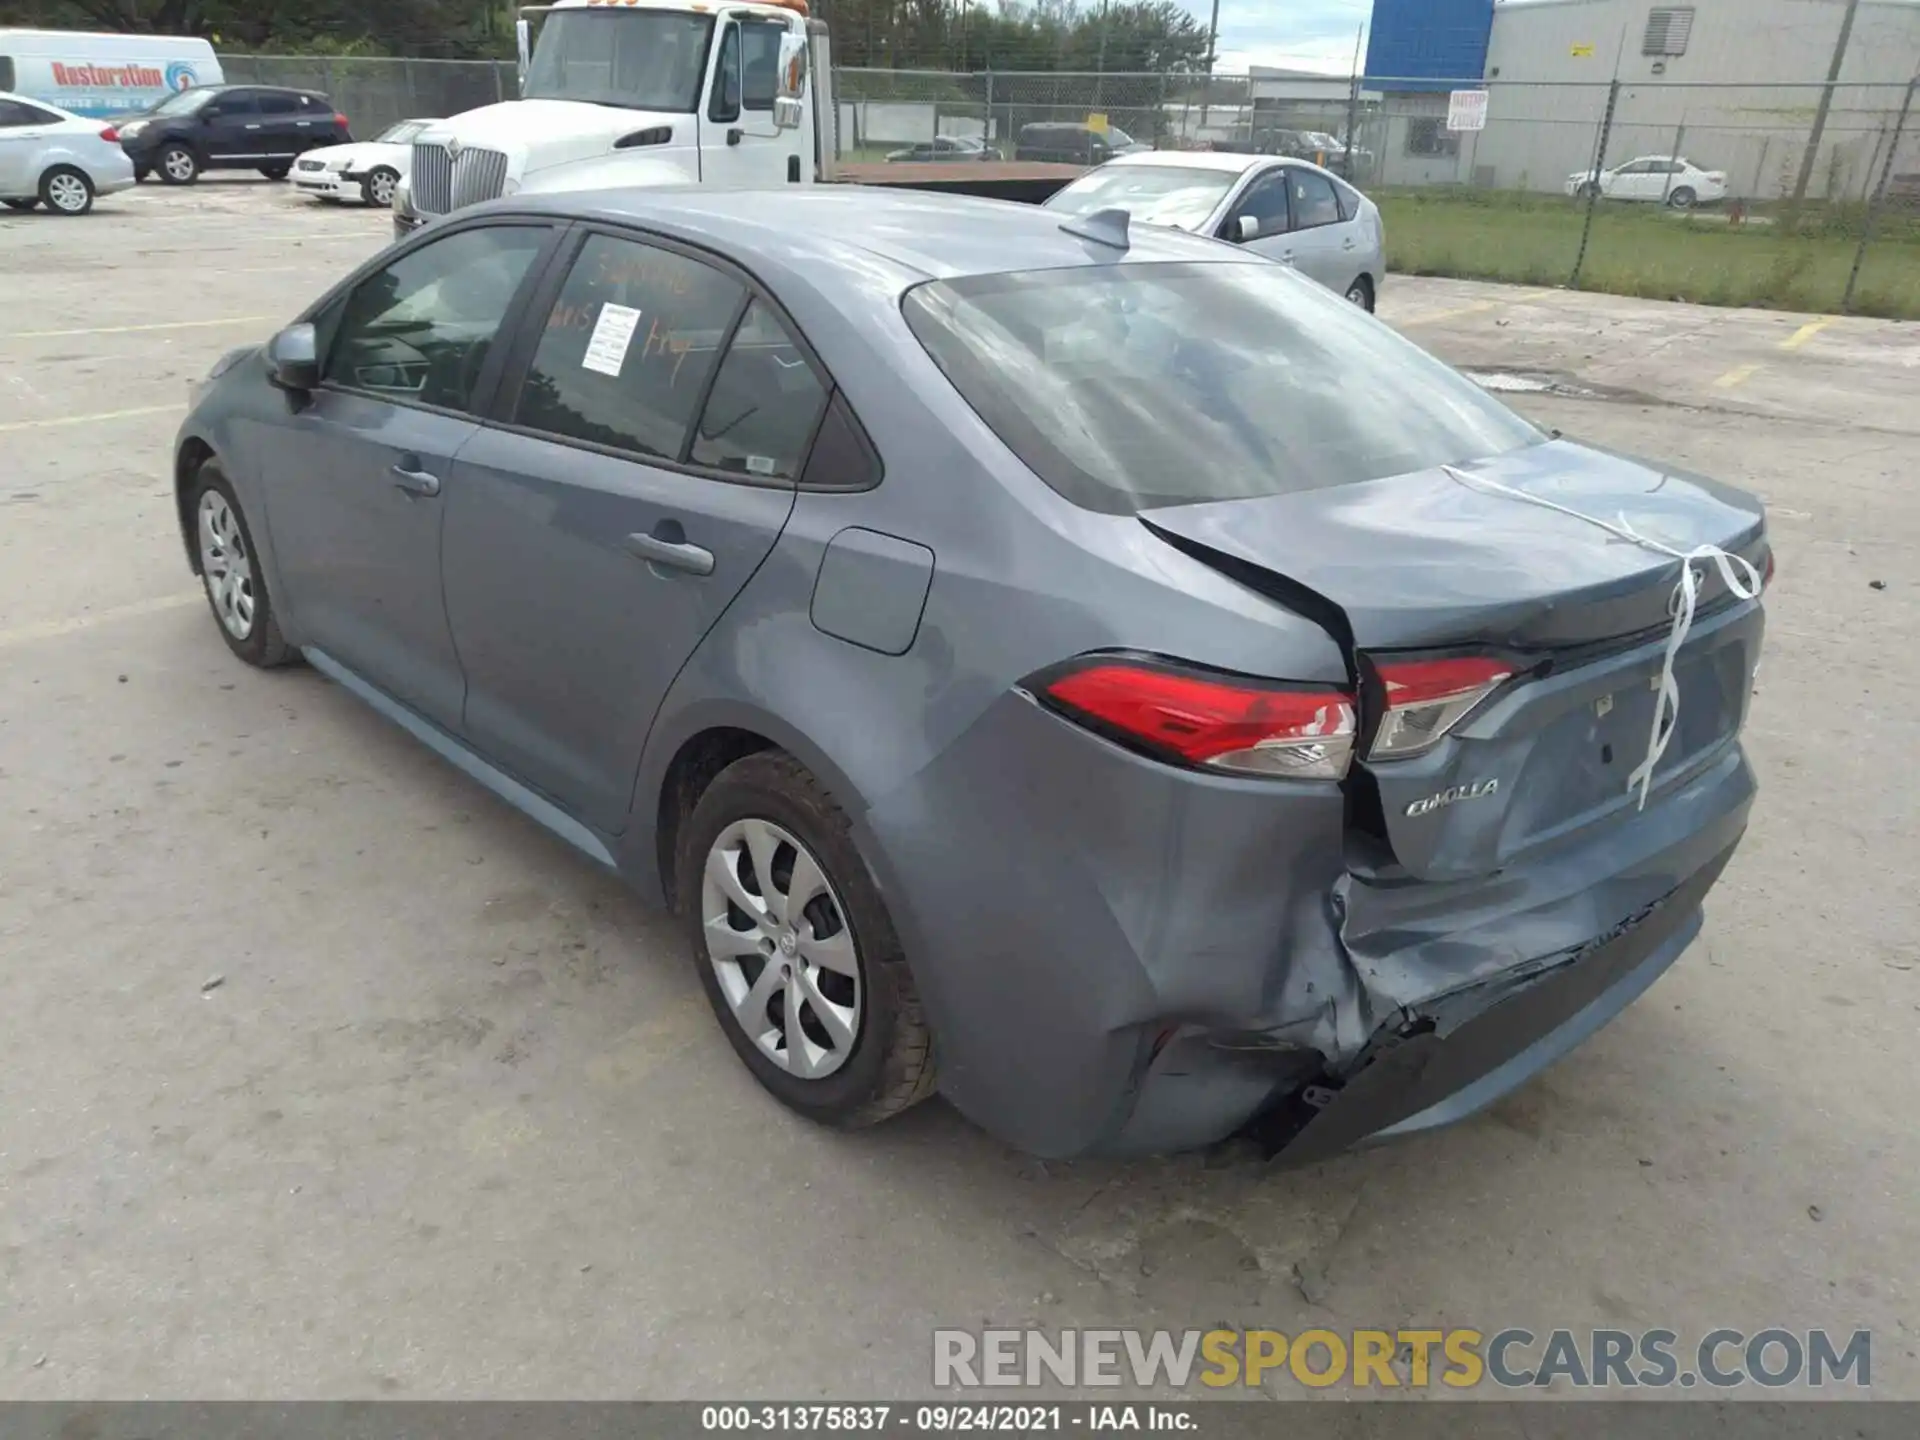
0 91 135 216
1565 155 1728 208
292 119 435 206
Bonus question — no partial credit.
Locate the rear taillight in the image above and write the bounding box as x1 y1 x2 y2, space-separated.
1029 656 1356 780
98 126 119 142
1763 548 1776 589
335 113 350 130
1370 657 1513 759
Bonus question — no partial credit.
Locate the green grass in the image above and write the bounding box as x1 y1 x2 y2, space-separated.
1375 190 1920 320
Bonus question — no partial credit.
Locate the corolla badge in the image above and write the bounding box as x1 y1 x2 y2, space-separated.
1405 779 1499 818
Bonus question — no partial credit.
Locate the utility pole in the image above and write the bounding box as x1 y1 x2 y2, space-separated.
1789 0 1863 216
1200 0 1221 128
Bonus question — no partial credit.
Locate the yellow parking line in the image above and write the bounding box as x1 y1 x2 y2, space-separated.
1398 288 1555 328
2 317 267 340
0 593 201 650
1712 362 1763 390
0 404 180 433
1780 317 1833 351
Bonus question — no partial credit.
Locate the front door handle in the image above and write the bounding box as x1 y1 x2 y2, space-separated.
390 458 441 497
245 123 262 130
626 529 714 576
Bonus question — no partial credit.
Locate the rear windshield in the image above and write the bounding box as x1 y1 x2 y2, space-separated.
901 261 1542 515
1046 164 1237 232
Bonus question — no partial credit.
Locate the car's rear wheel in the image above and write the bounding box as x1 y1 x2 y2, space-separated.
40 166 94 216
3 198 37 212
1667 186 1697 210
680 752 936 1129
189 461 296 669
362 166 399 207
259 163 291 181
1344 275 1375 312
159 144 199 185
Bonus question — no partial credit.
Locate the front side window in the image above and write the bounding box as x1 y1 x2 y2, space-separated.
515 233 746 462
1048 164 1238 233
903 261 1542 516
322 225 548 411
709 25 742 123
690 299 827 480
1229 170 1291 239
207 92 258 119
524 10 716 113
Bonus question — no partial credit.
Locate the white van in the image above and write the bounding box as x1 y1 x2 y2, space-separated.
0 30 222 119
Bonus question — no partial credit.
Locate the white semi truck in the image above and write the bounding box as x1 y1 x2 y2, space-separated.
393 0 1054 241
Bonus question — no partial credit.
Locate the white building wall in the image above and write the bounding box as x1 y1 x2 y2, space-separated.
1399 0 1920 197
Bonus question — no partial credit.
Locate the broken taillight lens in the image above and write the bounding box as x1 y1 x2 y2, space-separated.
1032 656 1356 780
1370 656 1513 759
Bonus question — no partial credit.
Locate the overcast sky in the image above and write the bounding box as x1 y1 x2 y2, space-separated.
1172 0 1372 74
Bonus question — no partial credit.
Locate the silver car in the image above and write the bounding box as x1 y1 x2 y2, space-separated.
0 90 135 215
174 188 1766 1161
1044 149 1385 310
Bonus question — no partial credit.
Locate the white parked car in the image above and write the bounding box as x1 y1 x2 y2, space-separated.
1044 150 1386 310
291 118 434 206
0 89 133 214
1566 155 1727 208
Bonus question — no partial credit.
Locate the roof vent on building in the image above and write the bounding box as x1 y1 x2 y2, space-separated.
1643 6 1695 58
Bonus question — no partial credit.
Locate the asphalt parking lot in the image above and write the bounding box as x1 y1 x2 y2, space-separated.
2 178 1917 1401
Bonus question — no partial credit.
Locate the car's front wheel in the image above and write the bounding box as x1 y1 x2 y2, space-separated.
680 751 936 1129
362 166 399 207
189 460 296 668
158 143 200 185
40 166 95 216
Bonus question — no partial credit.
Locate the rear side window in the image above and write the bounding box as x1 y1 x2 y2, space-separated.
1287 169 1342 230
902 262 1541 516
0 58 15 92
257 92 301 115
515 233 746 462
0 100 38 128
689 298 827 479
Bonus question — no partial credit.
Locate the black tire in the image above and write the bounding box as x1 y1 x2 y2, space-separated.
679 751 936 1129
39 166 95 216
186 459 298 669
3 198 36 212
361 165 399 208
259 163 291 181
1344 275 1375 312
1667 186 1697 210
1576 181 1600 200
158 143 200 185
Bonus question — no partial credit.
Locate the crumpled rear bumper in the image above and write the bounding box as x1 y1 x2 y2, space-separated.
864 689 1752 1160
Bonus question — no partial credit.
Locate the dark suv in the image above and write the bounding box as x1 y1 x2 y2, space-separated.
1013 122 1148 165
117 85 350 185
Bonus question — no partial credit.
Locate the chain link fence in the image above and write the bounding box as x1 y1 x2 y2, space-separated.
221 52 1920 318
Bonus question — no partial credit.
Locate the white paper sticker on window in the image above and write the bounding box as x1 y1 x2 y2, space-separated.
582 303 643 377
746 455 777 476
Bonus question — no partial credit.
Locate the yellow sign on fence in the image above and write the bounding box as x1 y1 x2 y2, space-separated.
1086 112 1109 134
1570 41 1596 57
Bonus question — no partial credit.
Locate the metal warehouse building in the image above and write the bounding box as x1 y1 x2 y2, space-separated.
1364 0 1920 199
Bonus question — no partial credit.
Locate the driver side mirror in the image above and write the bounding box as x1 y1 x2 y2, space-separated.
267 323 319 393
1234 214 1259 242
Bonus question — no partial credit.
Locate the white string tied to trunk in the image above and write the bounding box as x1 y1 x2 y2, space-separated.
1442 465 1763 811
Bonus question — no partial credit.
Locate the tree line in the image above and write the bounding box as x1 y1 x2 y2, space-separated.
0 0 1215 71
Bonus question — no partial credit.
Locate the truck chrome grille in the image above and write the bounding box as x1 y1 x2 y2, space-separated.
410 143 511 216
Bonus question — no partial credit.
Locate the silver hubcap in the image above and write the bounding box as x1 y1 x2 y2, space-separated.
197 491 256 641
1346 283 1367 307
371 172 396 205
47 174 88 211
702 818 860 1080
165 150 194 180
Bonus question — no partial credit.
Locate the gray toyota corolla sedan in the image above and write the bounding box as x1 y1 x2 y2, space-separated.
173 187 1769 1162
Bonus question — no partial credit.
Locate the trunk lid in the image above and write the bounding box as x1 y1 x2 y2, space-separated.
1140 439 1767 880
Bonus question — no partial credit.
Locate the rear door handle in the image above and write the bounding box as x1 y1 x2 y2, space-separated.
245 123 262 130
626 530 714 576
390 458 441 497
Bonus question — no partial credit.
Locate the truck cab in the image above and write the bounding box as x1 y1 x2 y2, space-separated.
395 0 819 237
